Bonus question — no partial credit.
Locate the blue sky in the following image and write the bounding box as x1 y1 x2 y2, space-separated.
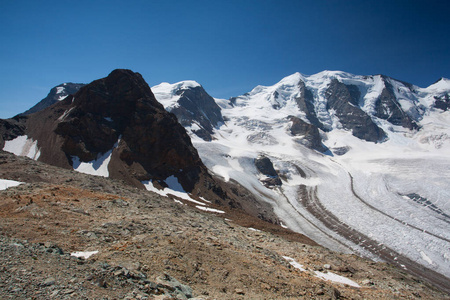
1 0 449 118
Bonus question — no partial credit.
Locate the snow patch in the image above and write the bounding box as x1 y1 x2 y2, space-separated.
195 206 225 214
142 179 205 206
282 256 307 272
70 250 98 259
3 135 41 160
315 270 361 287
72 137 121 177
283 256 360 287
58 107 75 121
0 179 23 190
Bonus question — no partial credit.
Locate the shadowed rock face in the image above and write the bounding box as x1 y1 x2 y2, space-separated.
294 80 327 131
434 93 450 111
169 86 224 141
374 76 419 130
0 118 26 147
255 156 282 187
325 79 386 142
289 116 328 153
20 83 85 116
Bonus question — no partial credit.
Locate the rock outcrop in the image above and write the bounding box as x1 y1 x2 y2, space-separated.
374 76 418 130
255 156 282 187
294 80 326 131
169 85 224 141
434 93 450 111
325 79 386 142
289 116 328 152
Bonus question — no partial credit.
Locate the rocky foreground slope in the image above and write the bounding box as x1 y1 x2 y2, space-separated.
0 150 448 299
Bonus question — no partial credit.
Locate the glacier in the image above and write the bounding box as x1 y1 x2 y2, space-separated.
153 71 450 282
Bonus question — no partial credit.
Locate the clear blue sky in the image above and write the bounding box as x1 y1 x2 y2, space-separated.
1 0 449 118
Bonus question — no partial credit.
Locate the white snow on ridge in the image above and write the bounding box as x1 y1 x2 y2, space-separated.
56 86 69 100
142 176 205 206
3 135 41 160
0 179 23 190
152 80 201 111
425 77 450 92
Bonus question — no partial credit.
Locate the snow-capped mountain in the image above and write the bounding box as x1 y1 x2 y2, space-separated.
152 81 224 141
152 71 450 290
20 82 85 116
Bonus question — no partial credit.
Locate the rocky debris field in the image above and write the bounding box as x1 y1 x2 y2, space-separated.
0 150 448 299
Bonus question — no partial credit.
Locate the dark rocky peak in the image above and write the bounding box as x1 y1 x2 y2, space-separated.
255 156 282 187
169 84 224 141
21 82 85 116
375 76 419 130
72 69 164 120
294 80 326 131
289 116 328 153
326 79 386 142
50 69 203 188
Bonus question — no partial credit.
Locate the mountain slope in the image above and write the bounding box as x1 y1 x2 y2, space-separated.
2 150 448 299
0 69 277 222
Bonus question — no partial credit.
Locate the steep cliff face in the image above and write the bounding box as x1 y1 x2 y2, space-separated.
152 81 224 141
289 116 328 152
294 80 326 131
374 76 419 130
49 70 205 189
325 79 386 142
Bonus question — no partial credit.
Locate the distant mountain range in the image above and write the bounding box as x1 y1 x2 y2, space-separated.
1 69 450 292
20 82 85 116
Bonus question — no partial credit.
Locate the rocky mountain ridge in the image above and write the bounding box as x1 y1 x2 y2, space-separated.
0 70 276 223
